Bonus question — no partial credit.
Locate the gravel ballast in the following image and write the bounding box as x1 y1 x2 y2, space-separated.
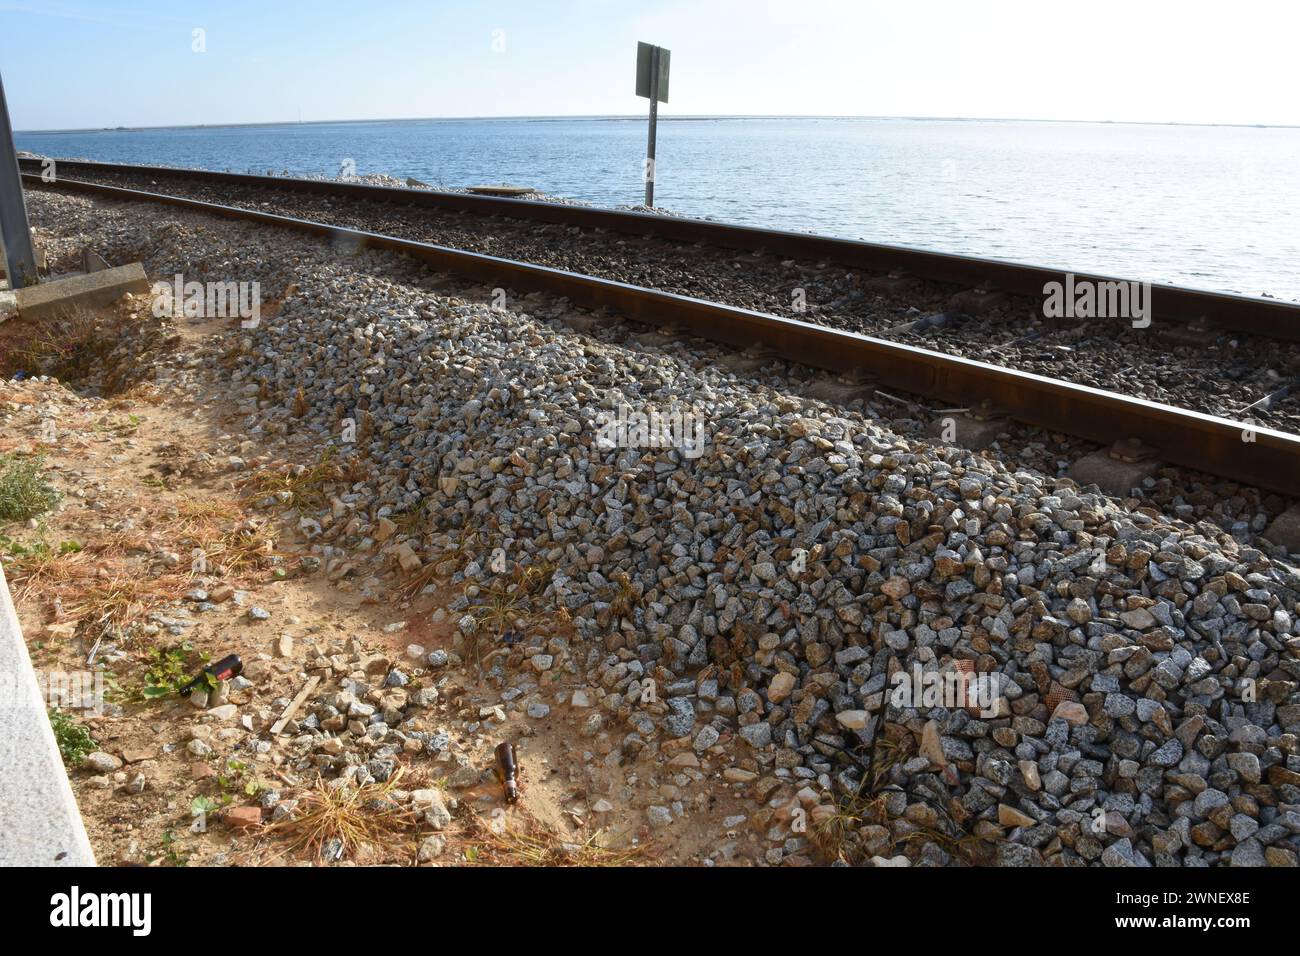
20 188 1300 867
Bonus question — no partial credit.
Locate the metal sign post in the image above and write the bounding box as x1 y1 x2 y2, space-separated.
0 72 38 288
635 41 670 208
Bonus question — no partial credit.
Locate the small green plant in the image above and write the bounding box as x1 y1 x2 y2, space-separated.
48 707 97 767
138 643 206 700
189 794 222 829
0 531 82 559
0 454 62 523
158 830 189 867
191 794 219 816
218 758 263 798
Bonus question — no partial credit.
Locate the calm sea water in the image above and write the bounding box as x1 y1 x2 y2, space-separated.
16 116 1300 301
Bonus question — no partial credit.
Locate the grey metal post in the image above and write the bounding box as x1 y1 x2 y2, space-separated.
645 47 658 208
0 71 38 288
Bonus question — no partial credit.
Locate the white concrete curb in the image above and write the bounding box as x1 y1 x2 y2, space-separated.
0 564 96 866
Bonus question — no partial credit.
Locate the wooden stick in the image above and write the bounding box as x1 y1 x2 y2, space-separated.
269 675 320 736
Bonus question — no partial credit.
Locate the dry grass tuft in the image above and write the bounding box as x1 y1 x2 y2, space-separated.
811 791 880 864
0 305 174 395
85 525 155 558
457 560 562 670
263 766 424 864
458 813 645 867
801 728 999 865
2 525 188 631
61 571 189 632
172 495 241 538
1 308 106 379
2 536 88 606
240 446 348 512
608 570 639 619
389 500 434 537
198 523 278 577
392 524 483 599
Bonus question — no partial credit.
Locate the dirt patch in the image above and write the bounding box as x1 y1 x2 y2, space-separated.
3 295 764 868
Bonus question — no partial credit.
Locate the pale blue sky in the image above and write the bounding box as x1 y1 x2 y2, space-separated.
2 0 1297 130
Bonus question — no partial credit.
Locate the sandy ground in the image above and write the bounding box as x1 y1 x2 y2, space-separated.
1 302 766 867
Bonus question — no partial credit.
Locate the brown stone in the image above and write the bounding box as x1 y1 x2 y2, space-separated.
1119 608 1158 630
1268 765 1300 788
225 806 263 828
880 577 910 600
1018 760 1041 791
1052 700 1089 725
998 804 1036 828
767 671 796 704
920 719 947 768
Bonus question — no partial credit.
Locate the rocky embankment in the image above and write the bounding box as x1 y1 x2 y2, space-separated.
23 188 1300 866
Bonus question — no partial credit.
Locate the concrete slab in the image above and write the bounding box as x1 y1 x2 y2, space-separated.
927 413 1012 449
0 566 97 865
81 248 111 273
14 262 149 320
1069 450 1162 497
1263 506 1300 556
466 185 536 196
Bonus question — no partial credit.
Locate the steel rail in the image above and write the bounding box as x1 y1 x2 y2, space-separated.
23 172 1300 497
20 156 1300 343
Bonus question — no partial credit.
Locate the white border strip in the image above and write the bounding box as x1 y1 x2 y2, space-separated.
0 565 96 866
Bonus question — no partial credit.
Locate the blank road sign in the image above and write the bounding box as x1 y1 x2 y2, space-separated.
636 41 670 103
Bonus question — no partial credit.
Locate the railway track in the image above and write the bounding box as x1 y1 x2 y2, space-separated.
19 158 1300 436
19 166 1300 503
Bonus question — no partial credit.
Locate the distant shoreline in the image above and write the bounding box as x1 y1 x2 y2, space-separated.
18 114 1299 136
